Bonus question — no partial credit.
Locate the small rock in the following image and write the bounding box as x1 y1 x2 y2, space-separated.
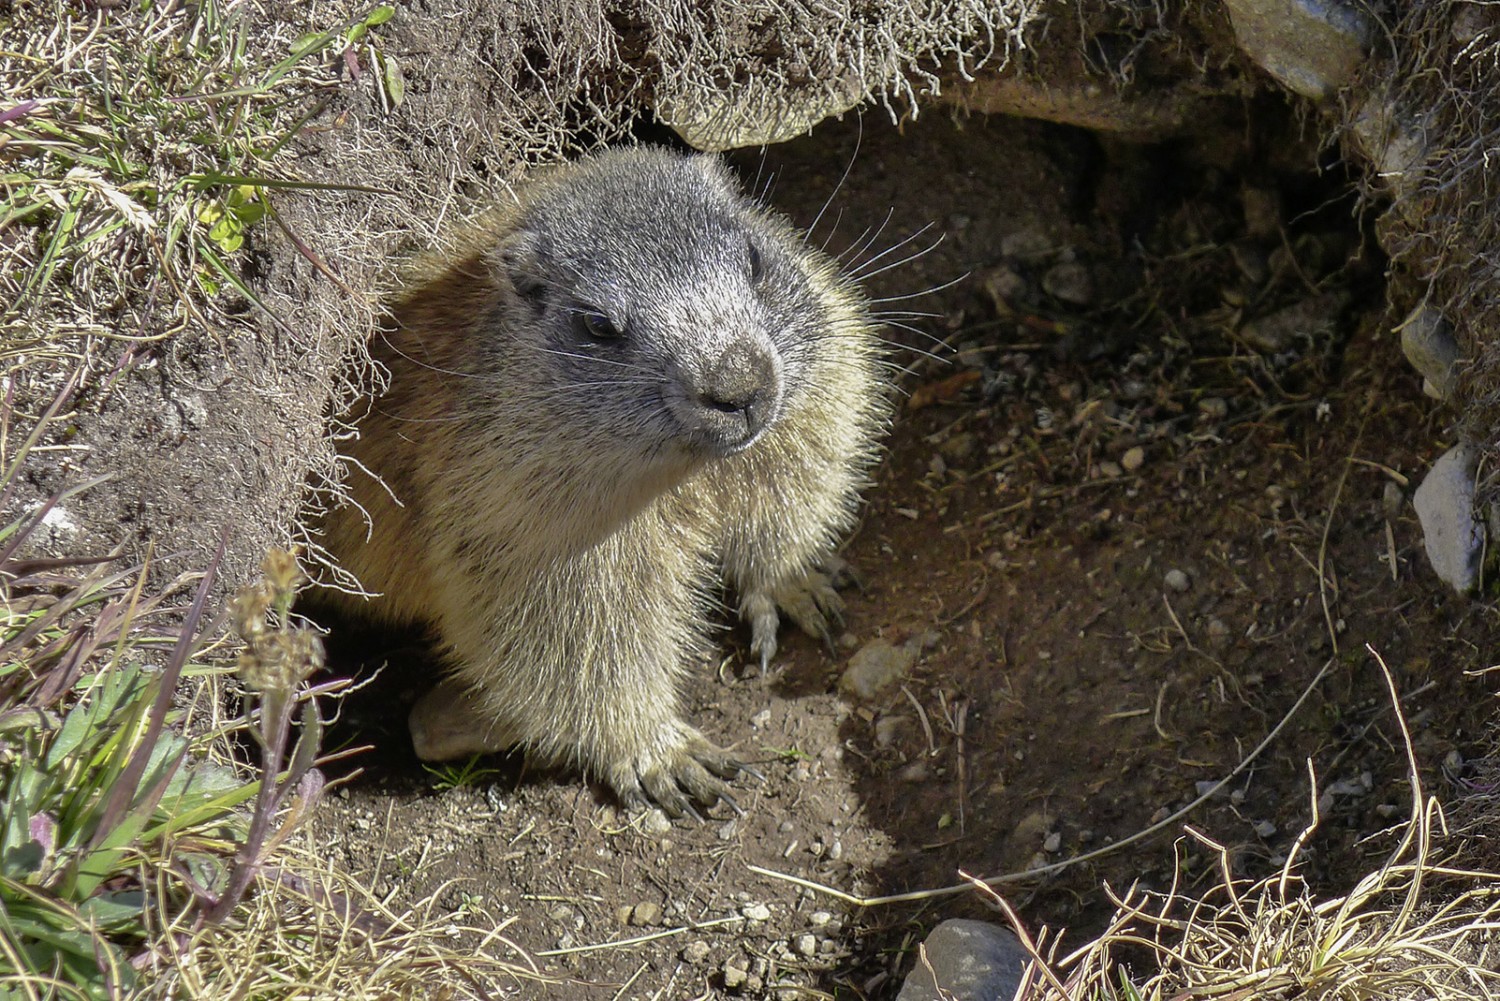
1206 618 1230 647
809 911 834 927
750 708 772 729
1413 444 1483 594
642 809 673 836
1042 831 1062 853
897 760 930 783
615 904 634 925
682 940 711 963
1237 292 1347 353
1000 228 1054 260
793 933 817 958
741 902 772 922
1098 460 1123 479
896 919 1030 1001
840 639 917 700
722 963 748 990
1198 396 1229 419
874 715 907 748
1399 305 1460 400
1010 810 1051 846
1120 446 1145 472
1382 481 1404 521
827 839 844 861
1253 819 1278 838
940 432 978 463
1042 261 1095 306
630 902 662 926
1223 0 1374 101
983 265 1029 314
1164 569 1191 592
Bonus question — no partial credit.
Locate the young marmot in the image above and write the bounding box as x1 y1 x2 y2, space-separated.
320 147 889 815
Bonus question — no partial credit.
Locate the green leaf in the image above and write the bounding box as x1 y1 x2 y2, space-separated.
78 890 145 931
381 51 407 108
289 31 326 57
365 5 395 26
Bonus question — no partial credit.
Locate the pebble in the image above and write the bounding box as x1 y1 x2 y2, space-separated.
940 431 978 463
682 940 711 963
1000 228 1055 260
1399 304 1461 400
983 265 1029 314
1042 261 1095 306
809 911 834 927
1120 445 1145 472
1413 444 1483 594
1236 292 1346 353
1098 460 1123 479
1253 819 1278 838
840 639 917 700
793 934 817 958
895 919 1029 1001
1198 396 1229 418
630 901 662 926
1382 481 1404 520
1164 569 1191 592
874 715 906 747
1042 831 1061 853
1010 809 1051 846
723 964 748 990
1206 618 1230 647
741 902 772 922
642 809 673 836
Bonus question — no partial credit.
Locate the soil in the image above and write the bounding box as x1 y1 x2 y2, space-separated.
310 110 1500 999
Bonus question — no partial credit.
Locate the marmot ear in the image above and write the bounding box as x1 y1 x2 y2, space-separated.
491 228 546 303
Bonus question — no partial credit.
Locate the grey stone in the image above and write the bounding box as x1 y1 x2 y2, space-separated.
741 902 772 922
1224 0 1374 101
1237 292 1346 353
1041 261 1095 306
1398 305 1460 401
896 919 1030 1001
841 639 918 700
1348 91 1429 204
1413 444 1483 594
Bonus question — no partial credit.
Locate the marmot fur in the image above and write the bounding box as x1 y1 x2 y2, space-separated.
320 146 888 815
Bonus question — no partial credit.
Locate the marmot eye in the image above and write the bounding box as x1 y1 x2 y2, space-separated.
748 240 764 282
577 308 623 340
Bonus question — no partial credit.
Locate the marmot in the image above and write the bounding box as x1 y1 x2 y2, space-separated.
320 146 889 815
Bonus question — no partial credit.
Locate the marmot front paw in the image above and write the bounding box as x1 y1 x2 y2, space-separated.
604 722 752 819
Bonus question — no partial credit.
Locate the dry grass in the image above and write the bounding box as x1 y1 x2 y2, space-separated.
991 649 1500 1001
0 0 376 364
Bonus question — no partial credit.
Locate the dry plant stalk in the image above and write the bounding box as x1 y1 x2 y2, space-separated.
1000 645 1500 1001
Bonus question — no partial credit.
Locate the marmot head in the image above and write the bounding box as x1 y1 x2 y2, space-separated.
478 147 838 466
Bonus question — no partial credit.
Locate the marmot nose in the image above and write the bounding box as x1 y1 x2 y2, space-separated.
699 340 779 443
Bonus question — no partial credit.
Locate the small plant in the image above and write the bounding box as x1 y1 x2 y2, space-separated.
0 501 245 999
424 755 504 792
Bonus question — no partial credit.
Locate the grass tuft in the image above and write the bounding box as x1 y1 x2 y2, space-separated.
992 649 1500 1001
0 0 383 362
